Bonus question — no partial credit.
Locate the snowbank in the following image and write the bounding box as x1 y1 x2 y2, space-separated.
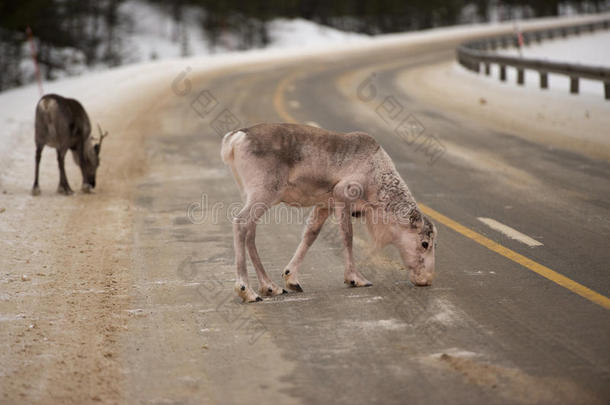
267 18 368 48
498 30 610 67
119 1 210 62
487 30 610 97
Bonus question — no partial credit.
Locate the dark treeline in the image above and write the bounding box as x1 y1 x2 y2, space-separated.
170 0 608 48
0 0 608 90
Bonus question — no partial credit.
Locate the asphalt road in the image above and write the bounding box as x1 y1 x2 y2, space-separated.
123 36 610 404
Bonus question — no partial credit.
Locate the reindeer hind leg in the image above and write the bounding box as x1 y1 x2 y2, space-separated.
233 189 282 302
32 143 44 196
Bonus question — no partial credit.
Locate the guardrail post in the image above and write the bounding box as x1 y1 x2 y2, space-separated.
561 28 567 38
485 63 490 76
540 72 548 89
517 69 525 85
548 30 554 40
535 32 542 43
605 83 610 100
570 77 579 94
523 34 530 46
500 65 506 82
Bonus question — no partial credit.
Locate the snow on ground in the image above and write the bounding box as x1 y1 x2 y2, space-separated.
481 30 610 97
499 30 610 67
267 18 368 48
119 2 369 59
119 1 210 62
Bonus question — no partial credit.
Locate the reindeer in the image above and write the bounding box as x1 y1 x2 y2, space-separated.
32 94 108 196
221 123 437 303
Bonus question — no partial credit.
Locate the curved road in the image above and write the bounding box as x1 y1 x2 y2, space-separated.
118 29 610 405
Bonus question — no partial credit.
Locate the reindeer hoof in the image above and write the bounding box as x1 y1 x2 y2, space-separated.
31 187 41 196
236 284 260 303
287 283 303 293
345 277 372 287
82 184 93 193
261 283 285 297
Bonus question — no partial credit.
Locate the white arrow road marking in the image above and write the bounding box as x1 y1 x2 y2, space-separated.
477 217 543 247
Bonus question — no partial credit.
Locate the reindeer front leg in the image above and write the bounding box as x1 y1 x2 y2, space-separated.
56 148 73 195
283 206 330 292
334 203 372 288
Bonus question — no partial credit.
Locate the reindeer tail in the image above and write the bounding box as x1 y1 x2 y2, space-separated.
220 129 245 164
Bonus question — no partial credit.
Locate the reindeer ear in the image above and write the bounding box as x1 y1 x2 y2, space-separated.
94 144 100 155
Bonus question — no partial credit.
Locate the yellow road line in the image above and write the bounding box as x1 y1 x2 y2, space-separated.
419 204 610 310
273 70 304 122
272 70 610 311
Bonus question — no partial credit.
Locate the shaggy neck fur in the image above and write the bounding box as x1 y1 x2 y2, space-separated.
363 149 421 247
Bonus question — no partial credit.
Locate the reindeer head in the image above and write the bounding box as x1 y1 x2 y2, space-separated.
76 123 108 192
393 209 437 286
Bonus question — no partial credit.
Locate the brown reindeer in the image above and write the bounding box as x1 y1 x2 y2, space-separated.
221 123 437 303
32 94 108 195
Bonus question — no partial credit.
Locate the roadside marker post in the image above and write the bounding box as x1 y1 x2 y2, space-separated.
26 26 44 97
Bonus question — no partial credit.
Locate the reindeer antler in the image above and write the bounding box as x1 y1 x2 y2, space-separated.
97 123 109 145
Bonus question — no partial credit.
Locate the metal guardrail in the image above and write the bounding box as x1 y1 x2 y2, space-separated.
456 19 610 100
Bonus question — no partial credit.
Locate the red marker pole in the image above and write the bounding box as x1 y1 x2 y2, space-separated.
26 26 44 96
513 21 523 58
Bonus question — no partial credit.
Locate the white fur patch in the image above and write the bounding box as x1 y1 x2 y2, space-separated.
225 130 245 142
221 130 246 163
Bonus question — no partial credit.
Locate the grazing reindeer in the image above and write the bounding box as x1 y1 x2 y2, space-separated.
221 123 437 303
32 94 108 196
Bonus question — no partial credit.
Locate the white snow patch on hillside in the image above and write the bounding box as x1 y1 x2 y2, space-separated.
118 3 369 59
119 1 210 61
267 18 368 48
